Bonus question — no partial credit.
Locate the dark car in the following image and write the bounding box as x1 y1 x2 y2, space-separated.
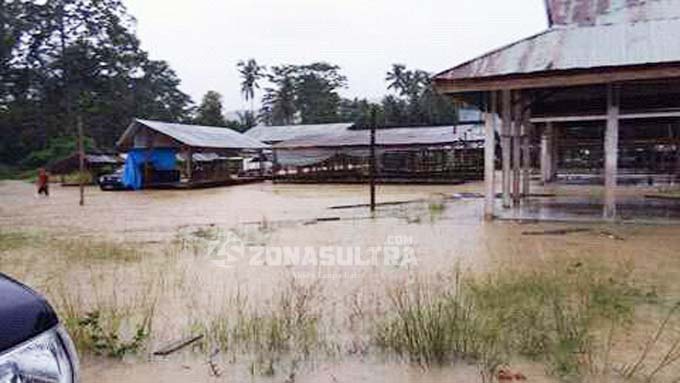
0 273 79 382
99 167 128 191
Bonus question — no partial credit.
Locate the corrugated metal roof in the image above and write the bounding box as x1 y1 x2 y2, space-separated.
244 123 353 143
119 119 268 150
274 125 484 149
81 154 121 164
435 17 680 81
176 152 232 162
546 0 680 27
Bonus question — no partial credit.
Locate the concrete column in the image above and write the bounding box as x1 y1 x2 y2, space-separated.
604 84 620 220
541 123 553 183
512 91 522 206
484 91 497 221
551 126 559 181
521 107 532 197
501 89 512 208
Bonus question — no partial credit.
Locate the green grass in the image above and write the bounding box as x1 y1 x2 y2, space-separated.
54 281 157 358
373 260 650 381
190 279 324 375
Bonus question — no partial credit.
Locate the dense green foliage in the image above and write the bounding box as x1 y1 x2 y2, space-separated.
1 0 460 169
194 91 227 127
256 62 457 127
258 63 346 126
0 0 192 166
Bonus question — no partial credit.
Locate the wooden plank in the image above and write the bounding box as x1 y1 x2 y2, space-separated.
153 335 203 356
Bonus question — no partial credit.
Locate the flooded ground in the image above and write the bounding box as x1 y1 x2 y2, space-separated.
2 179 680 383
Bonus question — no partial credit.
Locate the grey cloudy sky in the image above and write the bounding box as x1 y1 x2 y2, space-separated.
125 0 548 113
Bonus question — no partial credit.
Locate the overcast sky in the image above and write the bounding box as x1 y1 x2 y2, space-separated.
124 0 548 114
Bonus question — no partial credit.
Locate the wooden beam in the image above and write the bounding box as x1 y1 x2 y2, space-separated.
604 84 620 220
531 110 680 123
434 65 680 94
484 91 497 221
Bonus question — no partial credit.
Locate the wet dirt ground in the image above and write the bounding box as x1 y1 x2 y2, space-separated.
2 179 680 383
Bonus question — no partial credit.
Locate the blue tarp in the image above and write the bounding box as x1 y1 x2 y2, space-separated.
122 148 177 190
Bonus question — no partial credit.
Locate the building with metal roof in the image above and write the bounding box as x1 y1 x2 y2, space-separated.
115 119 268 189
244 123 353 145
118 119 268 151
433 0 680 222
274 125 483 149
272 125 485 184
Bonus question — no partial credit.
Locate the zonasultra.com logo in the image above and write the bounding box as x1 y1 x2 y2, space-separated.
207 232 417 271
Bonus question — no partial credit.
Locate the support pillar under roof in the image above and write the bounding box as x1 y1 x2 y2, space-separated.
604 83 620 221
501 90 512 209
484 91 497 221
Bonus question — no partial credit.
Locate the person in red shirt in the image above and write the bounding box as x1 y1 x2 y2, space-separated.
36 168 49 197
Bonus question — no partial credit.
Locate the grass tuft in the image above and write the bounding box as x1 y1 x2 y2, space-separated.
374 260 646 381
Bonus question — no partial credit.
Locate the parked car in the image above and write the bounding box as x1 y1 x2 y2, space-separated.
0 273 79 382
99 167 128 191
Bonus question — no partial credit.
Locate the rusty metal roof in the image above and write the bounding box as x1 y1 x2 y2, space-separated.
435 0 680 83
244 123 354 144
546 0 680 27
118 119 269 150
274 125 484 149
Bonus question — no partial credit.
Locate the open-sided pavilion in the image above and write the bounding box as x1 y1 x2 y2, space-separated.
434 0 680 221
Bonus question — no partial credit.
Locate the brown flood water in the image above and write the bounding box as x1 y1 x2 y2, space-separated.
2 180 680 383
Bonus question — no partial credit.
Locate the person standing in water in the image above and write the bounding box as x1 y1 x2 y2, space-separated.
36 168 49 197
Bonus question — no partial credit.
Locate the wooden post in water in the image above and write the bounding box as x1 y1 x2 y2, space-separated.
77 115 85 206
370 107 377 212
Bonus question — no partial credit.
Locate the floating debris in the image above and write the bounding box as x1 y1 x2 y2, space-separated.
522 228 591 236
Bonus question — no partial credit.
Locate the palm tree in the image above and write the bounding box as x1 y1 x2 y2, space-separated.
237 58 265 115
386 64 408 95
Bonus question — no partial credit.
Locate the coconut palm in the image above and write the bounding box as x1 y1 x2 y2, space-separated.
237 59 265 115
386 64 408 95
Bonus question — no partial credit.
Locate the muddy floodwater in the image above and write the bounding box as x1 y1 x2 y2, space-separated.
2 180 680 383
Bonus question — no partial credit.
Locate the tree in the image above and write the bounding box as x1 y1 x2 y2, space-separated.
237 58 265 114
0 0 193 166
237 110 257 130
386 64 408 95
257 62 347 126
294 62 347 124
379 64 457 127
194 91 227 127
260 65 297 126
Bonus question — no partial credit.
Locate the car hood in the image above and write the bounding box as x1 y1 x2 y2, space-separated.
0 274 58 352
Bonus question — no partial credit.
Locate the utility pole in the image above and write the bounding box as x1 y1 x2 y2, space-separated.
369 107 377 212
78 115 85 206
